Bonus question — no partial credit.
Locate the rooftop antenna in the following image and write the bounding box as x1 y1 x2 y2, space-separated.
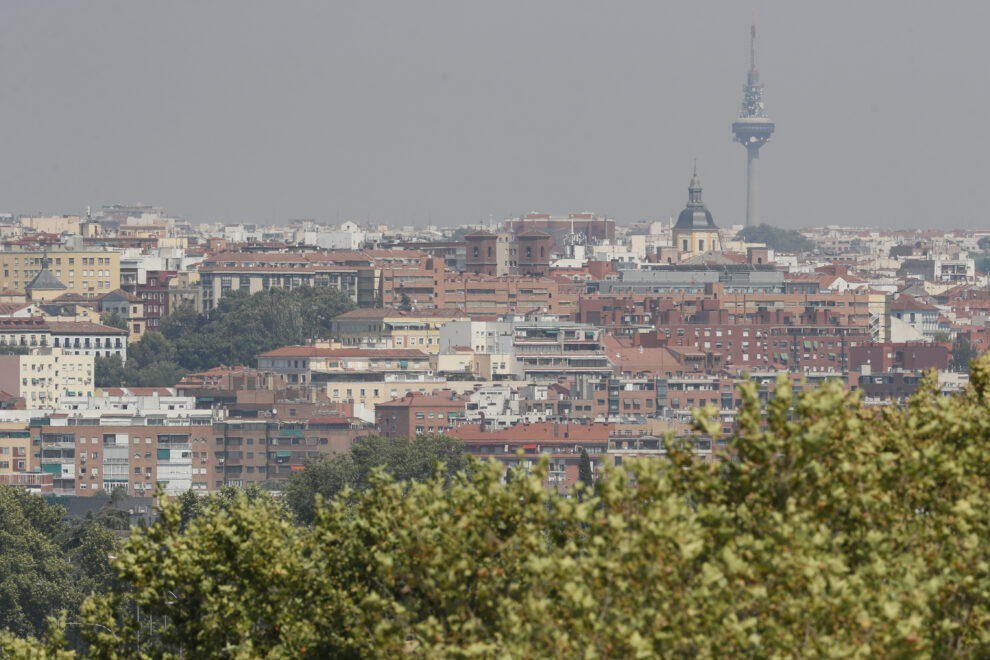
750 16 756 72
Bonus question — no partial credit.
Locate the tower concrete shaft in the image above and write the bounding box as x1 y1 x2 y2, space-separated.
746 145 760 229
732 23 774 227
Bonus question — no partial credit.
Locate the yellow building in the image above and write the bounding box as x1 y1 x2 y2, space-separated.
672 171 722 258
0 347 94 408
1 249 120 297
0 424 32 473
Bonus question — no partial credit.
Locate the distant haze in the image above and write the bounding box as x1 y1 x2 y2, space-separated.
1 1 988 229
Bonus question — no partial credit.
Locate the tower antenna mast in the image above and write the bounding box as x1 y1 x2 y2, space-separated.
732 20 775 227
750 22 756 71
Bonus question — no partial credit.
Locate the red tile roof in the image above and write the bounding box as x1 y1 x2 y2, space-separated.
47 321 128 335
891 294 938 312
451 421 613 443
256 346 429 359
375 392 466 408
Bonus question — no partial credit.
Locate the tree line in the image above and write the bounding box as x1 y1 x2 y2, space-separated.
95 286 355 388
4 355 990 656
735 223 815 252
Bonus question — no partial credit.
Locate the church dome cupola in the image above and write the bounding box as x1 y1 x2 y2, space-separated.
675 168 717 230
671 165 722 256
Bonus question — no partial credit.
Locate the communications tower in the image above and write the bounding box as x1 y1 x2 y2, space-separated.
732 23 775 227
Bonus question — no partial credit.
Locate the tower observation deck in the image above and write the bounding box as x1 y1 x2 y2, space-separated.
732 23 775 227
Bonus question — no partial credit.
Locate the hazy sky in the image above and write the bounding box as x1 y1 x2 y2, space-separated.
1 1 988 229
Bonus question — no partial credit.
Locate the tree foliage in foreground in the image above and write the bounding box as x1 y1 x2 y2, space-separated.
8 355 990 657
284 433 468 523
0 488 120 640
735 223 814 252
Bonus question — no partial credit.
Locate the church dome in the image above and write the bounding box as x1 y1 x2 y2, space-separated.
674 170 718 230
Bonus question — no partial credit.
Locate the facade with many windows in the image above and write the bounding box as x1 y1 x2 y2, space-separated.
0 347 93 407
49 322 128 361
197 252 374 311
0 249 120 297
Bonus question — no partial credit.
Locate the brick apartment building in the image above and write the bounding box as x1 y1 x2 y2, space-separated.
450 421 613 494
374 392 467 439
33 416 367 496
848 342 950 373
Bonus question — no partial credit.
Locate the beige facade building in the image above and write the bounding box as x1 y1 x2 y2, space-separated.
0 424 32 473
1 249 121 297
0 347 94 408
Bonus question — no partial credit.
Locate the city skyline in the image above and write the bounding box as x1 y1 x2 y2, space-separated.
1 2 989 229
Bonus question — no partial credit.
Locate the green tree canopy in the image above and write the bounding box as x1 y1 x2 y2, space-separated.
169 286 355 371
98 312 128 332
0 487 121 641
735 223 814 252
93 354 124 388
119 331 187 387
13 356 990 657
577 447 594 499
284 433 468 523
90 286 356 387
952 335 980 372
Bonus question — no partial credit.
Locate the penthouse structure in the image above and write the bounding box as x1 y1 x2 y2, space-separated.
506 213 615 254
330 308 469 353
